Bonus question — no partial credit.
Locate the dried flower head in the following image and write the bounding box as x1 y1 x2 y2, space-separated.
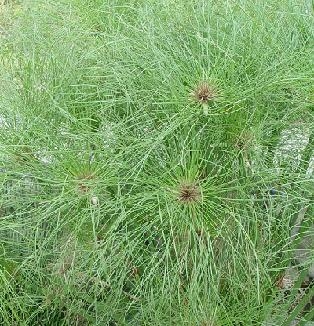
176 182 201 204
191 82 217 104
76 172 95 194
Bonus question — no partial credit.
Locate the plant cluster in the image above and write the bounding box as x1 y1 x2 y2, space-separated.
0 0 313 325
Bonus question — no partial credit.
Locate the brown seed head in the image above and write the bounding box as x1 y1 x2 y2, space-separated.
177 182 201 204
76 172 95 194
192 82 217 104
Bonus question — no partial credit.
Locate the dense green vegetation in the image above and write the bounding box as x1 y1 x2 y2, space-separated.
0 1 313 325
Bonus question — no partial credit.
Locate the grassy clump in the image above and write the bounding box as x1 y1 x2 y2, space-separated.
0 0 313 325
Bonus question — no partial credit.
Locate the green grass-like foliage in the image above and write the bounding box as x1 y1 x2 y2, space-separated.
0 0 313 325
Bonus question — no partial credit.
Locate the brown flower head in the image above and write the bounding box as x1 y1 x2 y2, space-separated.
176 182 201 204
191 82 217 104
76 171 95 194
